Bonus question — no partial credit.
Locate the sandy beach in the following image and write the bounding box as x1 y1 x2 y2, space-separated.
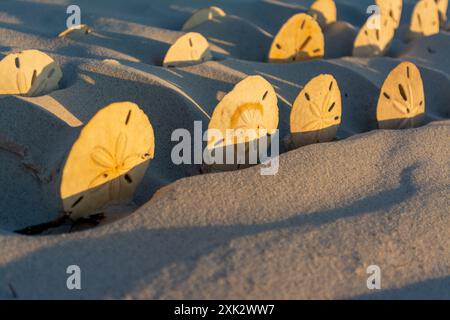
0 0 449 299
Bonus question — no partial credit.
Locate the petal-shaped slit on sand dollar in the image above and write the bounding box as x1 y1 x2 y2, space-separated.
163 32 212 67
0 50 62 97
268 13 325 63
353 14 396 57
377 62 425 129
206 76 278 171
375 0 403 29
289 74 341 148
435 0 448 26
58 24 93 38
409 0 440 38
182 6 226 31
308 0 337 28
60 102 155 220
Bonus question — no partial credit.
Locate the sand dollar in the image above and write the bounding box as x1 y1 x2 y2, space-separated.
163 32 212 67
208 75 279 149
377 62 425 129
308 0 337 28
0 50 62 97
375 0 403 29
353 14 396 57
290 74 341 148
182 6 226 31
409 0 440 38
58 24 92 38
268 13 325 63
61 102 155 220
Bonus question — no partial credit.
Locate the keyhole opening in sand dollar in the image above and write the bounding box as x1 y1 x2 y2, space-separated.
230 102 265 143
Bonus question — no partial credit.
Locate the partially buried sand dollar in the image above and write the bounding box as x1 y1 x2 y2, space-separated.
353 14 396 57
58 24 93 38
182 6 226 31
377 62 425 129
308 0 337 28
289 74 341 148
61 102 155 220
0 50 62 96
269 13 324 63
206 76 278 171
375 0 403 29
163 32 212 67
208 75 279 148
409 0 440 38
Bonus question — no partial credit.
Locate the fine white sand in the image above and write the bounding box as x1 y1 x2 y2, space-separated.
0 0 449 299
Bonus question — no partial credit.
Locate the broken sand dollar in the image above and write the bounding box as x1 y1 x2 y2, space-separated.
58 24 93 38
0 50 62 97
182 6 226 30
206 76 279 170
163 32 212 67
376 62 425 129
308 0 337 28
409 0 440 38
375 0 403 29
435 0 448 26
352 14 396 57
268 13 325 63
60 102 155 220
289 74 341 148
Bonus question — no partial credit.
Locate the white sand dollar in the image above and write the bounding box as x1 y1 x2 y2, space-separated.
436 0 448 26
308 0 337 28
208 75 278 148
58 24 92 38
375 0 403 29
290 74 341 148
0 50 62 97
377 62 425 129
163 32 212 67
268 13 325 63
60 102 155 220
409 0 440 38
353 14 396 57
182 6 226 31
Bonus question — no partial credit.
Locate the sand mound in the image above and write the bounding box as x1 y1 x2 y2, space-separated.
0 121 448 299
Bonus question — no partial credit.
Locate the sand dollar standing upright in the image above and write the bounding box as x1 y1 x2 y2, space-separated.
308 0 337 28
376 62 425 129
289 74 341 148
0 50 62 96
268 13 324 63
163 32 212 67
409 0 440 38
61 102 155 220
375 0 403 29
182 6 226 30
353 14 396 57
206 76 279 171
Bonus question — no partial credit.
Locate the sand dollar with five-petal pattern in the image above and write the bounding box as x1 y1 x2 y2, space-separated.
60 102 155 220
376 62 425 129
290 74 341 148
